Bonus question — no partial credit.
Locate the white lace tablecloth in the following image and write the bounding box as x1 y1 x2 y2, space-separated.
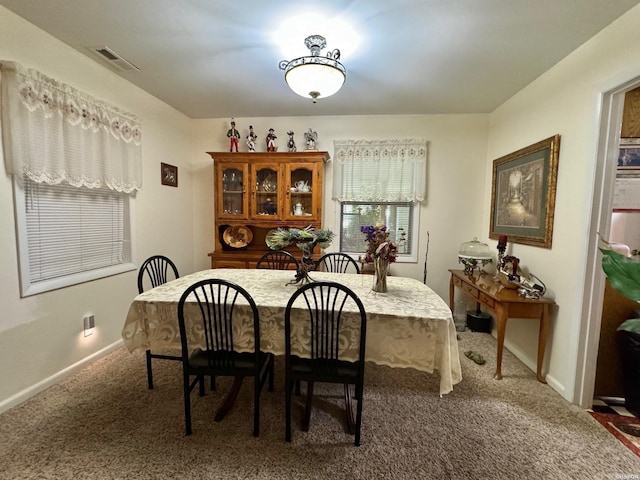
121 269 462 394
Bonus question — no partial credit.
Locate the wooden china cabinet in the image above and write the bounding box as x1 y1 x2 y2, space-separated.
206 151 329 268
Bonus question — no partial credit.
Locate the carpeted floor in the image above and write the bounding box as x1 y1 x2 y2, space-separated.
1 332 639 479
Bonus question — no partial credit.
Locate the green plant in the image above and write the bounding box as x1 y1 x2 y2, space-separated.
265 226 334 251
600 235 640 333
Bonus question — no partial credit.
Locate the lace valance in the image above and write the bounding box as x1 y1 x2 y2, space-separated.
0 61 142 193
332 139 427 202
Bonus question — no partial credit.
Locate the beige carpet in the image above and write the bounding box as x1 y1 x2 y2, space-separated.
0 332 638 479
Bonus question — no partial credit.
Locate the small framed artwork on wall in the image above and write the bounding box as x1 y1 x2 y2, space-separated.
618 138 640 170
161 162 178 187
489 134 561 249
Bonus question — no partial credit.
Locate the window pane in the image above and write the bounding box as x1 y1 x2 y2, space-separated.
340 202 413 255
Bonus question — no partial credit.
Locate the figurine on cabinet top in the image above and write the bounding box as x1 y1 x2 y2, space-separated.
246 125 257 152
287 130 296 152
227 119 241 152
266 128 277 152
304 128 318 150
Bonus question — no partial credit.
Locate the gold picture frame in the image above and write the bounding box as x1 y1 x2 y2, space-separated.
489 135 560 249
161 162 178 187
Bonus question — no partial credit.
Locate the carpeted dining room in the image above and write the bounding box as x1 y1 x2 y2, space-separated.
4 3 640 479
0 332 638 480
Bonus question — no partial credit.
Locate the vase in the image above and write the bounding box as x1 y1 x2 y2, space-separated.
372 257 388 293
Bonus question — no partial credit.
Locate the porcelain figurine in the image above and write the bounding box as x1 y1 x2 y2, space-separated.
286 130 296 152
304 128 317 150
227 118 240 152
266 128 277 152
246 125 257 152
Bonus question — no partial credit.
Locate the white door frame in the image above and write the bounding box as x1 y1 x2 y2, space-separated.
575 77 640 407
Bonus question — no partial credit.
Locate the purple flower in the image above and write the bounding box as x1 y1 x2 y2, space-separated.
360 225 398 263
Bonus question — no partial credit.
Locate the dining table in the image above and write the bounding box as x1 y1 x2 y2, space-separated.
121 269 462 395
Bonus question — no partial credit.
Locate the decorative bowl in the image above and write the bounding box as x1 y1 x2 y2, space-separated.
223 225 253 248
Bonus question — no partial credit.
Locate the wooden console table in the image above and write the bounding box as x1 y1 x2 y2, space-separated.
449 269 554 383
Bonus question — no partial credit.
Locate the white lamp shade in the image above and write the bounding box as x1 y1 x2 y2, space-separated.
285 63 345 99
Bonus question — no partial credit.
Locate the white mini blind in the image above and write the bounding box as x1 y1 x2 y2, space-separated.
25 178 125 283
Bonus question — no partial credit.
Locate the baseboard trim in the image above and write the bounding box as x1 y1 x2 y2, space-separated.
501 335 567 398
0 339 124 415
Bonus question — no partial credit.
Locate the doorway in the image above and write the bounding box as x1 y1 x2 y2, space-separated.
576 77 640 408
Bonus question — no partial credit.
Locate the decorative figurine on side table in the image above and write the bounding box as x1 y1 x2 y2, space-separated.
495 235 546 298
266 128 277 152
495 235 520 286
287 131 296 152
227 119 240 152
246 125 257 152
304 128 318 150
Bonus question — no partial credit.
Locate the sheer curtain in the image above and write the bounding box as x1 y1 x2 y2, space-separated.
332 139 427 202
0 60 142 193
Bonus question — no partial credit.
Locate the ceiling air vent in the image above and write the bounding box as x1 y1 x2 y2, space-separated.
87 46 140 73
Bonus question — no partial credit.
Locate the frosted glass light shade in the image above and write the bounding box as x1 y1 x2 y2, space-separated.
279 35 346 102
285 63 345 99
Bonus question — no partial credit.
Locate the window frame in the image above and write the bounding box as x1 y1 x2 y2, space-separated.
12 177 137 297
336 201 420 263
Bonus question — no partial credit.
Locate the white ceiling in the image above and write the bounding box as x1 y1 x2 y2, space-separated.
2 0 638 119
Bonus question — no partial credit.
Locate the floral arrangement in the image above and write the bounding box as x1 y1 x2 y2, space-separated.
360 225 398 263
265 225 334 251
265 225 335 285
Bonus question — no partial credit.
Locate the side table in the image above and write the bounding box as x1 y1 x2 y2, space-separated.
449 269 554 383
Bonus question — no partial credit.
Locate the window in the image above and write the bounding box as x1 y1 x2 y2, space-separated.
14 177 135 296
0 61 142 296
340 202 415 258
333 139 427 262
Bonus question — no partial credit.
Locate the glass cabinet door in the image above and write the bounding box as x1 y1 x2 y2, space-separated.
286 163 317 220
219 165 247 218
252 165 279 218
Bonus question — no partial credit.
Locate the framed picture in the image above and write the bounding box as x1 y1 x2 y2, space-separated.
489 135 561 249
161 162 178 187
618 138 640 170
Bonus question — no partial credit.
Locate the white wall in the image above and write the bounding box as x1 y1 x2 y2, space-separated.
191 114 490 301
484 4 640 401
0 7 194 410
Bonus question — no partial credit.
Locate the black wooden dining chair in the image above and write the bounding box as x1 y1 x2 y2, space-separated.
137 255 181 389
316 252 361 274
284 281 367 446
256 250 300 270
177 279 274 436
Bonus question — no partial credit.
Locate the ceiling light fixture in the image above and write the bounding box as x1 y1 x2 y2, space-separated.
279 35 346 103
